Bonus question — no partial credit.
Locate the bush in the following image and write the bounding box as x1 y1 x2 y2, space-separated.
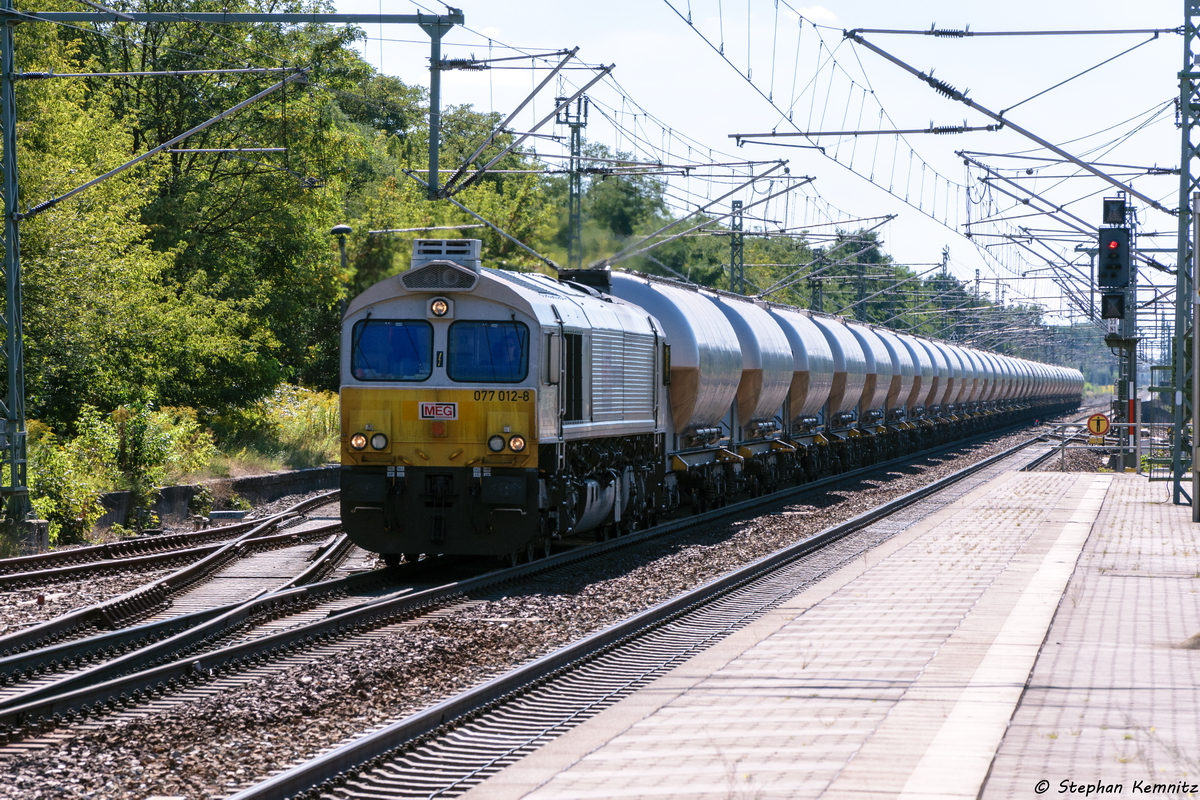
29 403 219 539
28 422 105 546
266 385 340 468
26 385 335 543
210 385 339 471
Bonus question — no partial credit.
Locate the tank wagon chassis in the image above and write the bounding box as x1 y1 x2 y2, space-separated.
340 240 1083 565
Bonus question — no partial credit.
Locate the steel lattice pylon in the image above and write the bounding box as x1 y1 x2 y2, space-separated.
1173 1 1200 507
1 0 30 530
558 96 588 271
730 200 744 294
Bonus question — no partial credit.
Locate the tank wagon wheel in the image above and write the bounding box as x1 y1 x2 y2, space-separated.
382 553 403 569
543 538 552 559
404 553 420 565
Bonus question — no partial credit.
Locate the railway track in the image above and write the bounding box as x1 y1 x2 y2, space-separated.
0 417 1076 793
0 493 370 716
0 520 276 585
1 493 346 651
0 492 349 587
232 428 1068 800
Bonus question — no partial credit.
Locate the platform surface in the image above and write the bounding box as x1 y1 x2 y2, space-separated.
461 472 1200 799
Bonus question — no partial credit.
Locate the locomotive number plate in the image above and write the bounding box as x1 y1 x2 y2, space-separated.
419 401 458 420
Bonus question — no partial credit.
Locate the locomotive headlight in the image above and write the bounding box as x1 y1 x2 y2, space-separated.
508 434 527 453
487 434 505 452
370 432 389 450
430 298 449 317
350 433 368 451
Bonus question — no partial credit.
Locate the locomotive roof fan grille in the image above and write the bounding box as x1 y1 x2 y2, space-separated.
402 239 482 292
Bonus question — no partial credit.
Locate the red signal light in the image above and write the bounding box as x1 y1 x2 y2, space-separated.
1107 239 1120 250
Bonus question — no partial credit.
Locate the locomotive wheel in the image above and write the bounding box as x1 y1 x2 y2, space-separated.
526 541 536 562
403 553 420 565
382 553 402 569
543 538 552 558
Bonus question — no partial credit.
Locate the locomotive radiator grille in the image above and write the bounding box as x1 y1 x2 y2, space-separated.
400 261 479 292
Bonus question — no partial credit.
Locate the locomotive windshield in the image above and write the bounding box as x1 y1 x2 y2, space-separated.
351 319 433 381
447 321 529 383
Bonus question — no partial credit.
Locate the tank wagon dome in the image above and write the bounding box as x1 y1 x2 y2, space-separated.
961 348 988 403
932 341 962 407
704 293 794 429
994 354 1015 400
873 328 916 414
1016 359 1034 399
609 272 742 434
764 306 835 423
978 350 1001 401
845 322 893 418
893 332 933 411
913 337 945 409
974 351 999 401
985 353 1006 400
808 315 868 418
945 344 975 404
999 354 1021 400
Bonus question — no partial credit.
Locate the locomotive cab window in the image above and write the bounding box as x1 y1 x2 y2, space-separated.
351 319 433 381
447 321 529 383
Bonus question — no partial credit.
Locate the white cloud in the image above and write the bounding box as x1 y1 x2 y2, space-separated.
793 5 838 24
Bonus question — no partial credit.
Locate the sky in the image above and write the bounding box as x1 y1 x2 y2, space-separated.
332 0 1184 332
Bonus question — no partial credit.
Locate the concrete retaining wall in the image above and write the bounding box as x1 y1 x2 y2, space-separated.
95 466 338 530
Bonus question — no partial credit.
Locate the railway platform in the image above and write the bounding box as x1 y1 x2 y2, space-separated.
460 470 1200 799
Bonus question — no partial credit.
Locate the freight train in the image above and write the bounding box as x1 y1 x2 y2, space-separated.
340 239 1082 565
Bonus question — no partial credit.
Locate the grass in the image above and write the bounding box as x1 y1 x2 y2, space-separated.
206 385 340 475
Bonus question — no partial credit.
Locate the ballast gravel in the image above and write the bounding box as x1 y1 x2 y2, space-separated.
0 427 1072 799
0 570 177 636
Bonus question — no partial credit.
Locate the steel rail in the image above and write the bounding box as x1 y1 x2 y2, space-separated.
0 492 341 653
0 522 347 715
0 541 227 589
229 432 1058 800
0 534 395 704
0 407 1072 745
0 489 340 580
0 520 264 579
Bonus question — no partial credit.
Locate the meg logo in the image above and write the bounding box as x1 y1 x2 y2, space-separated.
420 402 458 420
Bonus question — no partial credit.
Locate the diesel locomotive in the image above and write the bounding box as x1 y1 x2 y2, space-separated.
340 239 1082 565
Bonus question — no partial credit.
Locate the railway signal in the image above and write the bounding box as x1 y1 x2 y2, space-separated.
1102 197 1126 225
1097 227 1131 289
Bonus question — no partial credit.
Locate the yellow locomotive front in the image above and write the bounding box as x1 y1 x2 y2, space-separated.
340 241 544 563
